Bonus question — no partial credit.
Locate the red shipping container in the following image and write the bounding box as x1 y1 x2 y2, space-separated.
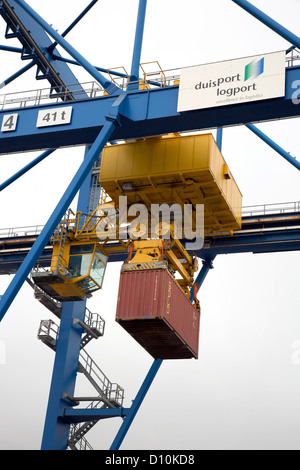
116 268 200 359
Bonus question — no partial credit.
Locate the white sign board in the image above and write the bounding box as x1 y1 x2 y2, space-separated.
37 106 73 128
177 51 286 112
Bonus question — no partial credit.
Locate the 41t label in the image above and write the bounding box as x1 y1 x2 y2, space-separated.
36 106 73 128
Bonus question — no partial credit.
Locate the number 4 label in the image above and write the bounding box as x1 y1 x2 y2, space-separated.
1 113 18 132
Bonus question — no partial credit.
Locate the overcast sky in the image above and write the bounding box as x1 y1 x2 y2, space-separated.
0 0 300 450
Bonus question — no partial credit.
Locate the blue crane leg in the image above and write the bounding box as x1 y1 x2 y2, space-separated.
41 135 100 450
110 359 163 450
41 300 86 450
130 0 148 84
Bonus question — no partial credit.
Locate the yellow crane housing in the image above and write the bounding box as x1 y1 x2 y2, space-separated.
99 133 243 236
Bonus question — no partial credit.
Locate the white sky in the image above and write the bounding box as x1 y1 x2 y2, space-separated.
0 0 300 450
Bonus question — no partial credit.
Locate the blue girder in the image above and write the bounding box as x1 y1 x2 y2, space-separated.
1 212 300 275
2 65 300 154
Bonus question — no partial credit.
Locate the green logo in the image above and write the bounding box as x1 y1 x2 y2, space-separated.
244 57 264 81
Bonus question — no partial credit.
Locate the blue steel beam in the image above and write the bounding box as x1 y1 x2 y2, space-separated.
2 64 300 154
53 54 162 89
195 258 215 288
0 116 119 323
3 231 299 275
110 359 163 451
14 0 122 96
232 0 300 49
0 44 22 53
60 0 99 39
53 54 131 79
194 229 300 258
40 52 115 450
2 226 299 275
49 0 99 52
190 258 215 302
78 145 95 217
1 211 300 275
0 149 55 191
246 123 300 171
286 46 296 54
62 407 130 425
216 128 223 151
0 250 52 275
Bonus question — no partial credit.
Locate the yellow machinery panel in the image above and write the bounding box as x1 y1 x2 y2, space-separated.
99 133 242 235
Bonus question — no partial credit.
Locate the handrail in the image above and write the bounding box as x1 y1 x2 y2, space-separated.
0 50 299 111
1 201 300 239
0 224 45 238
0 73 180 110
242 201 300 217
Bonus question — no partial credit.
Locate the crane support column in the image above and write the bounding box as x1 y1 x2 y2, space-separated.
77 145 93 216
130 0 148 85
216 128 223 151
41 301 86 450
110 359 163 450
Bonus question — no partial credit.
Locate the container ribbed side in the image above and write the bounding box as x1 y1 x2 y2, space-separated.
116 269 200 360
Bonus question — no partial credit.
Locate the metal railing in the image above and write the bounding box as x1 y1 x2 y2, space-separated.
69 432 94 451
0 69 180 110
286 47 300 67
37 319 61 350
84 307 105 337
0 224 44 238
50 253 72 276
78 349 124 407
0 81 104 111
1 201 300 239
0 50 299 111
242 201 300 217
